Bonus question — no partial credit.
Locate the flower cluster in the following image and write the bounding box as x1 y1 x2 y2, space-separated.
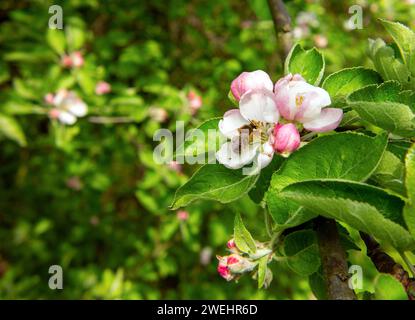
216 70 343 170
217 238 272 284
45 89 88 125
61 51 84 69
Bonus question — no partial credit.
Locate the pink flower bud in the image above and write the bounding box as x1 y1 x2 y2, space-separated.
216 254 256 281
314 35 328 48
187 91 202 114
217 256 233 281
44 93 55 105
66 176 83 191
95 81 111 95
230 70 273 101
61 54 73 68
71 51 84 68
48 108 60 119
168 160 182 173
273 123 301 154
227 238 236 249
177 210 189 221
149 107 168 123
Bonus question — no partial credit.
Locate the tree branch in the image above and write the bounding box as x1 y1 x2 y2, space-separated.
315 217 357 300
267 0 293 60
360 232 415 300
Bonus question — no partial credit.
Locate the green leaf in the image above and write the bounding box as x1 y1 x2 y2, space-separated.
368 38 415 90
404 143 415 237
266 133 387 230
271 133 387 190
170 164 259 209
228 90 238 107
284 230 321 276
309 268 328 300
348 82 415 137
374 274 408 300
0 114 27 146
371 151 405 195
66 25 86 51
380 19 415 75
234 213 257 254
281 180 415 251
77 69 95 95
388 140 413 161
248 155 284 203
46 28 66 55
285 43 325 86
322 67 382 107
175 118 226 159
257 256 268 289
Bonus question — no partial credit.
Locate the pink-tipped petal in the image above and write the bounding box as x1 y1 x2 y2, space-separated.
239 89 279 124
303 108 343 133
218 109 250 139
230 70 273 101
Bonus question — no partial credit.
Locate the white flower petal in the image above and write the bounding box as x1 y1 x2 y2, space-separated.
218 109 250 139
69 100 88 117
257 141 274 169
52 89 68 106
216 141 259 169
239 89 279 124
303 108 343 132
58 111 77 125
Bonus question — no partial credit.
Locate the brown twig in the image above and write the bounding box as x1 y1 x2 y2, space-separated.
88 116 135 124
267 0 293 60
315 217 357 300
360 232 415 300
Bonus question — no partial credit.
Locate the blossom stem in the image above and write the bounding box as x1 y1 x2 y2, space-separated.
300 131 318 141
88 116 135 124
264 210 273 238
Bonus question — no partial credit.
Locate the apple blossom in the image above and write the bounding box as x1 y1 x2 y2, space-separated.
149 107 168 123
199 247 213 266
71 51 84 68
230 70 273 101
60 52 84 68
272 123 301 155
274 74 343 132
44 93 55 105
314 34 328 48
187 91 202 114
216 89 279 171
61 54 73 68
95 81 111 95
49 89 88 125
176 210 189 221
66 176 83 191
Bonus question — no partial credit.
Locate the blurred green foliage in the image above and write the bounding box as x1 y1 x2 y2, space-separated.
0 0 414 299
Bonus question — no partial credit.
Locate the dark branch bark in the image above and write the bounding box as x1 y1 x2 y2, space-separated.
360 232 415 300
315 217 357 300
267 0 293 60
